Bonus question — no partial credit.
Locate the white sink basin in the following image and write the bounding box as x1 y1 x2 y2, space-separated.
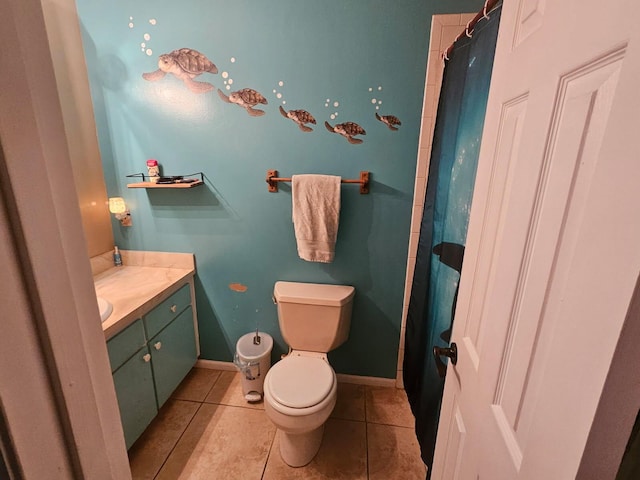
97 297 113 322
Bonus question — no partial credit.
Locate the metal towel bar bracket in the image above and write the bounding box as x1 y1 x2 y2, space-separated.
266 170 370 194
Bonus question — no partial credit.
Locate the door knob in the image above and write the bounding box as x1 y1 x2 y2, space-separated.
433 343 457 378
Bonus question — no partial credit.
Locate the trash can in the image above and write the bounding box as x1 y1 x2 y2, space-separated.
233 331 273 402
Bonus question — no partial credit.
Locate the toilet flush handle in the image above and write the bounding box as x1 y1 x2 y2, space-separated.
272 295 277 304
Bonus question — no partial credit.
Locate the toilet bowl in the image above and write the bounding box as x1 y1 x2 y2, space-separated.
264 281 354 467
264 353 337 467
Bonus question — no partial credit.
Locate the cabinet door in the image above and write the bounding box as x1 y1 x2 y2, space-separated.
112 346 157 449
150 306 197 408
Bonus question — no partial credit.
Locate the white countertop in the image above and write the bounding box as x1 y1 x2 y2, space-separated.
93 251 195 339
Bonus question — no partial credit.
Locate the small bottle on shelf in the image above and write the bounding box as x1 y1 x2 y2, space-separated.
146 159 160 183
113 246 123 267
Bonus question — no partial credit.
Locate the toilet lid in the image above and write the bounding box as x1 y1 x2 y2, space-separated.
268 356 334 409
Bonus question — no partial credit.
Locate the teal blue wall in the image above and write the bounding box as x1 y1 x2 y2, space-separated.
76 0 484 378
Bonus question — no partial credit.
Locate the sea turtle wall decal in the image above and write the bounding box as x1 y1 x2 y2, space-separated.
279 106 316 132
375 113 402 131
142 48 218 94
218 88 268 116
324 121 366 144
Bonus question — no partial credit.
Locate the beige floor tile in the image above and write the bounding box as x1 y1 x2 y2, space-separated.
204 370 265 409
128 399 200 480
263 419 366 480
331 383 365 422
156 404 275 480
367 424 427 480
365 386 414 428
172 367 221 402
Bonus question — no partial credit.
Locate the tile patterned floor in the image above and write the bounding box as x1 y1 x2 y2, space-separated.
128 368 426 480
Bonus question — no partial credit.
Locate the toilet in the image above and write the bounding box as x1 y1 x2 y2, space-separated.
264 281 355 467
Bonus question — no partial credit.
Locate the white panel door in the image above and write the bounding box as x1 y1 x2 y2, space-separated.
431 0 640 478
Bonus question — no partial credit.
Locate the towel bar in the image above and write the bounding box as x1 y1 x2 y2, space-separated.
266 170 369 194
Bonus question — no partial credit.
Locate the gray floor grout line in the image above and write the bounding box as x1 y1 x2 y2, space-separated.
142 370 221 479
200 370 223 401
171 397 205 404
171 369 221 404
203 401 266 412
365 421 414 429
152 401 205 480
260 427 278 479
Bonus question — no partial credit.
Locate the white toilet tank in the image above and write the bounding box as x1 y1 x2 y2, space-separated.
273 281 355 353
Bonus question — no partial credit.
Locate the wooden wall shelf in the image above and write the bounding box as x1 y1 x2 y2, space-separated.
126 172 204 189
127 181 203 189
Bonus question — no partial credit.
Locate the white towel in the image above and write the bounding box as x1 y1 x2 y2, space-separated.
292 174 341 263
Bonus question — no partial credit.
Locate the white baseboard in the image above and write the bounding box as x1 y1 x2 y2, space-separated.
196 359 237 371
336 373 397 388
196 359 398 388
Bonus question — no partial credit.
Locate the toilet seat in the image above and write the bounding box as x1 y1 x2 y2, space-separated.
265 354 335 413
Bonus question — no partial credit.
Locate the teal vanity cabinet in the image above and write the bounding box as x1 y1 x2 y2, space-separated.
143 284 197 407
107 319 157 449
107 282 198 449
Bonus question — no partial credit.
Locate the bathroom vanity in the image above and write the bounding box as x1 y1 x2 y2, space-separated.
93 251 198 449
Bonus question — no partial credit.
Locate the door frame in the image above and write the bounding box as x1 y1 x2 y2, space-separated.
576 273 640 478
0 0 130 477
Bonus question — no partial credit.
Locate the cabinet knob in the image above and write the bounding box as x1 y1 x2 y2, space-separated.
154 342 162 350
170 304 177 313
143 353 151 363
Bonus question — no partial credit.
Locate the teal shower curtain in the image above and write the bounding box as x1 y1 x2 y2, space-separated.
403 5 502 477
